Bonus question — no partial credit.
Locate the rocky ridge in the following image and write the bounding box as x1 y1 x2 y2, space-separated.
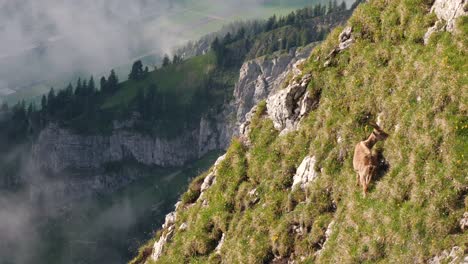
33 46 315 174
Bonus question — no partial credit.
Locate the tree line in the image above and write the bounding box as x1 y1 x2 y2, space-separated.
209 0 353 68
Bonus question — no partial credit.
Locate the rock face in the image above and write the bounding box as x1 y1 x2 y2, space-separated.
428 246 468 264
424 0 467 44
34 46 313 174
150 211 177 262
198 154 226 207
33 116 226 173
292 156 319 190
266 73 317 134
234 45 315 125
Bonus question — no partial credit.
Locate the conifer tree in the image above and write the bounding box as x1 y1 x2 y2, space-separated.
129 60 144 80
100 76 107 93
107 70 119 93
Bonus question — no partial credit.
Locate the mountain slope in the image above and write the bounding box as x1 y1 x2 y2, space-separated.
133 0 467 263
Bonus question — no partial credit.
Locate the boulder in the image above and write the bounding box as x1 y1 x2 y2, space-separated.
292 156 319 190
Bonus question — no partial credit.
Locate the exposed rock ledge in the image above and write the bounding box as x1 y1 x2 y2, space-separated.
33 115 225 173
424 0 467 44
234 45 316 126
266 73 317 135
428 246 468 264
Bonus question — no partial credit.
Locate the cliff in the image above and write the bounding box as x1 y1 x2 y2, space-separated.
33 119 221 173
32 47 316 174
134 0 467 262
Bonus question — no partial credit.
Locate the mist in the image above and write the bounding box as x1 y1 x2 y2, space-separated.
0 0 181 94
0 0 275 101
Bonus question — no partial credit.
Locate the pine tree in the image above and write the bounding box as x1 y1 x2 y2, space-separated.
47 87 56 113
162 55 171 67
27 103 34 116
100 76 107 93
88 76 96 94
107 70 119 93
129 60 144 80
339 1 347 11
75 78 83 96
41 95 47 110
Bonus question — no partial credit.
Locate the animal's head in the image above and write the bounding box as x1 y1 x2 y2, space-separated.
369 121 389 141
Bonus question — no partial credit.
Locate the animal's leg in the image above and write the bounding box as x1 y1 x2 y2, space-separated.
362 166 373 197
366 166 376 186
356 173 360 186
359 172 367 196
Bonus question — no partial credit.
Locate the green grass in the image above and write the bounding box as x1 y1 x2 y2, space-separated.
134 0 467 263
103 52 217 109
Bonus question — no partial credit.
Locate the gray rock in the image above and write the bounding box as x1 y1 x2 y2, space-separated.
424 0 467 44
248 188 260 206
428 246 467 264
150 225 175 262
234 46 315 125
162 212 176 229
292 156 319 190
460 212 468 230
179 222 188 231
215 233 226 254
338 26 354 51
198 154 226 200
266 74 314 134
239 106 260 146
33 116 225 173
316 220 335 256
200 172 216 193
325 26 354 66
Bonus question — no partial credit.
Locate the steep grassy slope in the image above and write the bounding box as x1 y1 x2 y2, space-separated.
103 52 222 109
134 0 467 263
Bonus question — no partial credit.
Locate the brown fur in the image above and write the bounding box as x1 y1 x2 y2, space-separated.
353 123 388 197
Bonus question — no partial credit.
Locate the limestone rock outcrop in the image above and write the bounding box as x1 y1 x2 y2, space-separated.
266 74 317 134
324 26 354 66
292 156 319 190
460 212 468 230
33 115 225 173
150 215 176 261
424 0 467 44
428 246 468 264
234 45 315 125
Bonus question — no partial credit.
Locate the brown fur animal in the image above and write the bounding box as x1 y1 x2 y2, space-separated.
353 123 388 197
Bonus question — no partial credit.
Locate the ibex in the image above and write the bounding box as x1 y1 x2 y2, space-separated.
353 122 389 197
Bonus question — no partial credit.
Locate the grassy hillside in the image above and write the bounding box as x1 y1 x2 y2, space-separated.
134 0 467 262
103 52 219 109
